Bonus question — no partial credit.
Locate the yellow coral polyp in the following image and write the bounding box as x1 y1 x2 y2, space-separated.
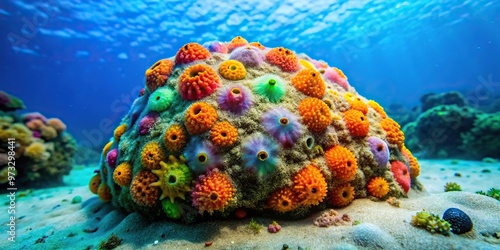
102 141 113 157
381 118 405 146
267 187 299 213
89 174 101 194
113 162 132 187
141 142 165 170
292 164 328 207
330 183 355 207
334 67 347 79
164 124 187 152
298 59 316 70
219 60 247 80
98 183 112 202
368 100 387 118
367 177 390 198
151 155 192 202
210 121 238 147
344 93 368 115
114 124 127 142
24 142 48 161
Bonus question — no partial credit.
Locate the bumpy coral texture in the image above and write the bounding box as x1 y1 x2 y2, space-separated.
191 170 235 214
139 112 159 135
113 124 127 142
141 142 165 170
130 170 161 207
292 164 328 206
344 93 368 115
184 102 218 135
325 145 358 182
46 118 66 132
210 121 238 147
217 84 254 114
265 47 300 72
267 187 299 213
227 36 248 52
381 118 405 146
113 162 132 187
330 183 355 207
148 87 175 112
106 149 118 168
229 46 265 67
367 177 390 198
262 107 302 147
219 60 246 80
343 109 370 137
145 59 174 92
403 146 420 178
298 98 332 133
164 124 187 152
178 64 221 101
391 161 411 193
175 43 211 64
368 100 387 118
291 68 326 98
151 156 192 202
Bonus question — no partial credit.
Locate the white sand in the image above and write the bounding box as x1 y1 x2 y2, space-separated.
1 159 499 250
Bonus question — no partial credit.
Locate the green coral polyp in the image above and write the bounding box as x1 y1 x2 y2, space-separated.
148 87 175 112
252 74 286 103
151 155 192 202
161 199 182 219
411 209 451 236
444 182 462 192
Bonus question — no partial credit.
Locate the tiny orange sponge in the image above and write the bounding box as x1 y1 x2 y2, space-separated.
367 177 390 198
175 43 211 64
367 100 387 118
89 174 101 194
185 102 218 135
145 59 174 92
191 170 235 214
228 36 248 52
330 183 355 207
291 68 326 98
402 146 420 179
292 164 328 207
249 41 265 50
210 121 238 147
179 64 221 101
113 123 127 142
381 118 405 146
218 60 247 80
130 170 161 207
113 162 132 187
265 47 300 72
98 183 112 202
141 142 165 170
298 97 332 133
344 93 368 115
325 145 358 182
343 109 370 137
164 124 187 152
267 187 299 213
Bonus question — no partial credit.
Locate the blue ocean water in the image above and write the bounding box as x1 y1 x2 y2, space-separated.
0 0 499 149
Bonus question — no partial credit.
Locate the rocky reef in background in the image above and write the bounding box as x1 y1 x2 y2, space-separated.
89 37 421 223
398 91 500 159
0 91 77 189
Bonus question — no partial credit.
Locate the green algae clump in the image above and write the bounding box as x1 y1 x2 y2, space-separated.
411 209 451 236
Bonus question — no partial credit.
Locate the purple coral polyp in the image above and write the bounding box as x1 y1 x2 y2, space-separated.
217 84 253 114
367 136 390 167
262 107 302 147
106 148 118 168
229 46 265 67
138 112 159 135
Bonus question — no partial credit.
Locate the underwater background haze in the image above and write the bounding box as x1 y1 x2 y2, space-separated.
0 0 499 148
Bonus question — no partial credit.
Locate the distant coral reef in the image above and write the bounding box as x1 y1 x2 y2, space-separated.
0 92 77 188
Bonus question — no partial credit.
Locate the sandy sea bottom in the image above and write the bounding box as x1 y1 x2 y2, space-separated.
0 159 499 250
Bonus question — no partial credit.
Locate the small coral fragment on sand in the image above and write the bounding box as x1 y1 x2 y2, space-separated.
314 209 352 227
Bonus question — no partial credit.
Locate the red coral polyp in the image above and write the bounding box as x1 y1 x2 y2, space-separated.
179 64 221 101
175 43 211 64
191 170 235 214
266 47 300 72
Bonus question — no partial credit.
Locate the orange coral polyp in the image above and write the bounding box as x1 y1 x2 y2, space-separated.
249 41 265 50
141 142 165 170
89 174 101 194
403 146 420 178
291 68 326 98
367 177 390 198
344 93 368 114
98 183 112 202
113 124 127 142
367 100 387 118
292 164 328 207
343 109 370 137
164 124 187 152
210 121 238 147
185 102 218 135
267 187 299 213
228 36 248 51
191 171 235 214
298 97 332 133
113 162 133 187
265 47 300 72
381 118 405 146
179 64 221 101
218 60 247 80
130 170 161 207
334 67 347 79
330 183 355 207
325 145 358 182
102 141 113 157
145 59 174 92
175 43 211 64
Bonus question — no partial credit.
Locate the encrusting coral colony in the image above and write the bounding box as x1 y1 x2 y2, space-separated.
89 36 421 221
